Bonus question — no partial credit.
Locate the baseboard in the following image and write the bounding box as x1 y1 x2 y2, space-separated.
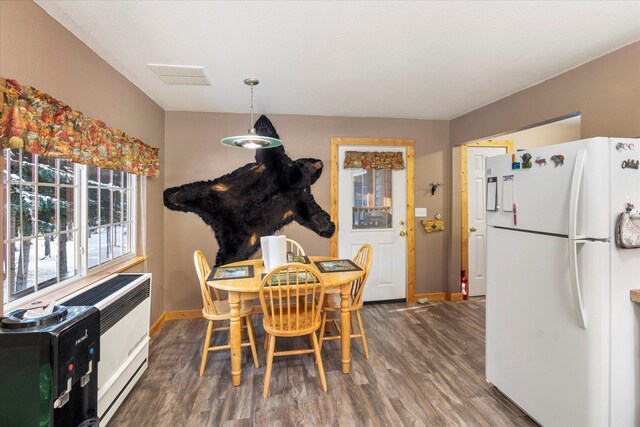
165 309 203 320
412 292 464 302
148 309 203 337
148 312 166 337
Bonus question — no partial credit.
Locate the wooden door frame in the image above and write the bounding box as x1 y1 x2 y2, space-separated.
330 137 415 302
460 140 514 281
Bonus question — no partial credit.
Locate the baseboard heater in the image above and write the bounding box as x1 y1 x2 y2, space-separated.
61 273 152 426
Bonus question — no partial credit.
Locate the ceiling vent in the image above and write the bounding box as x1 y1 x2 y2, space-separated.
147 64 210 85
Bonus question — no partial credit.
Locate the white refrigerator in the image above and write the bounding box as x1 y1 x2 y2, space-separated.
485 137 640 427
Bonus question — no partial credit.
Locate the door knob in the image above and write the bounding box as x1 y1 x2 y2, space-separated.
469 227 477 232
399 231 406 237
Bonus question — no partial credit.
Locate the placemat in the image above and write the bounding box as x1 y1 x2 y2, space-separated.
314 259 362 273
208 265 255 281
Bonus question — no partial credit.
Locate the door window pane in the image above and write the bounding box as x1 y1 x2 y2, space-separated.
352 169 392 229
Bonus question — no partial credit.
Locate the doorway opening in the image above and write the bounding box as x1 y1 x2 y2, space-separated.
451 113 582 297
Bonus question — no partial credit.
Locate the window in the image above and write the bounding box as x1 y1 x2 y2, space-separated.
3 149 136 305
352 169 392 229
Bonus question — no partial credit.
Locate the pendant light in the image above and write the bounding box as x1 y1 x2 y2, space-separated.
220 78 282 149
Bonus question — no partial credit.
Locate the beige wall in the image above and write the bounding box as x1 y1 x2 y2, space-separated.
451 41 640 145
164 112 449 310
0 1 166 322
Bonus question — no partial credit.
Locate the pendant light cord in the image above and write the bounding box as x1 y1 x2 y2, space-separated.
249 84 255 131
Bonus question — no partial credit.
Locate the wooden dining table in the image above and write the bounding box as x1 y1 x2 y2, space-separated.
207 256 365 386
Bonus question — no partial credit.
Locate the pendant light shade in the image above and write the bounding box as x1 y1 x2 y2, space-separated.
221 78 282 149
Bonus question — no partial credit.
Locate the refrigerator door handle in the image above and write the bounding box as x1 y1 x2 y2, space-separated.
569 239 587 329
569 149 586 240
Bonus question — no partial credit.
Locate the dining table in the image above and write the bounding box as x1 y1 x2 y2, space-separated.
207 256 365 386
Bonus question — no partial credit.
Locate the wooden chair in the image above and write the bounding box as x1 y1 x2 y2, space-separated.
260 263 327 397
194 250 260 376
286 238 306 257
319 244 373 359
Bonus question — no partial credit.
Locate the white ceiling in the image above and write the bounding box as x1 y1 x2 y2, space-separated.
36 1 640 120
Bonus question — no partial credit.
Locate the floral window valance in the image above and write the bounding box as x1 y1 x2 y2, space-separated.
0 78 159 177
343 151 405 170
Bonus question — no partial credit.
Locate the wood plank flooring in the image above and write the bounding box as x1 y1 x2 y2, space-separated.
110 298 537 426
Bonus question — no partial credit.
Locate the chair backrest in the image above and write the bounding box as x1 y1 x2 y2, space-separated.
259 263 324 335
351 244 373 307
286 238 306 257
194 250 221 316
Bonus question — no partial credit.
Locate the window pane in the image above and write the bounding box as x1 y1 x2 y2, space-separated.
87 166 99 186
123 223 131 255
113 191 122 223
123 190 130 221
88 228 99 268
100 226 111 263
38 236 57 288
100 189 111 225
37 157 56 184
17 185 36 238
100 168 111 186
38 185 56 234
59 159 75 185
352 169 392 230
59 232 77 281
60 187 74 231
88 188 99 227
112 224 123 258
9 149 20 181
9 239 35 300
21 152 35 183
113 171 123 188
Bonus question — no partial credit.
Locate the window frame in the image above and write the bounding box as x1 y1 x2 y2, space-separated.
3 150 138 311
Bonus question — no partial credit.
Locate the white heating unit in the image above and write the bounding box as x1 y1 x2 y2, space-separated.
61 273 151 425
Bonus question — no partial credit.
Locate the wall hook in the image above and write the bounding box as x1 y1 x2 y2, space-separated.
429 182 443 195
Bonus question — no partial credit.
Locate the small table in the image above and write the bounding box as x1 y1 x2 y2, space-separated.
207 256 365 386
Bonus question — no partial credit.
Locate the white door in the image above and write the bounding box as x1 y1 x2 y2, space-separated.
467 146 506 296
338 146 407 301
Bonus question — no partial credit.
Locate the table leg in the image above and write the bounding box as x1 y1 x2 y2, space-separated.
229 291 242 386
340 283 351 374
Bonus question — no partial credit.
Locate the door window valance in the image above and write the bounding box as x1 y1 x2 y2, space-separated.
343 150 405 170
0 78 159 177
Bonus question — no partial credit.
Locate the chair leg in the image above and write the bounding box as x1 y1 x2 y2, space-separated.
318 311 328 351
245 315 260 368
350 311 356 331
263 334 276 398
356 310 369 359
264 332 269 350
199 320 213 376
311 332 327 392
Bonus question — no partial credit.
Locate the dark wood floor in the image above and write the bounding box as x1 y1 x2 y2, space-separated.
110 298 536 426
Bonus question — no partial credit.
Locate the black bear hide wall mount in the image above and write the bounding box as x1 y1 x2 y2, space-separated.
163 115 335 266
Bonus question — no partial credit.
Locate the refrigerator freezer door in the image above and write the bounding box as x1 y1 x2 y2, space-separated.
486 227 609 427
485 138 609 238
